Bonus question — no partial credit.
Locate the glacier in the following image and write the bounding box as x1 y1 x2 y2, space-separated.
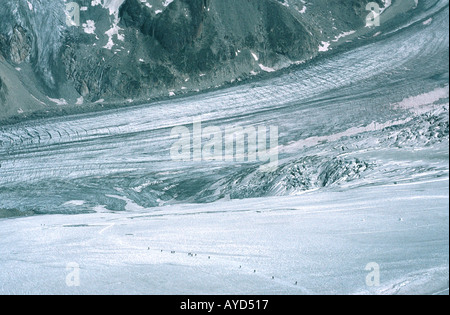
0 0 449 295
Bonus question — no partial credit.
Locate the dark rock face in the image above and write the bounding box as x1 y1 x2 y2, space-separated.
0 0 67 90
59 0 321 103
0 0 384 121
119 0 317 78
7 26 32 64
0 76 7 106
152 0 211 52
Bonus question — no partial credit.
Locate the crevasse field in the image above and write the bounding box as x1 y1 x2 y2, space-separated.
0 0 449 294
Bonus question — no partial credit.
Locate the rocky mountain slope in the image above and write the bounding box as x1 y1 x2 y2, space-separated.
0 0 384 123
